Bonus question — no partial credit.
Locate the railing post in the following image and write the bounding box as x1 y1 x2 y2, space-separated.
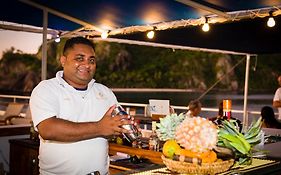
243 54 251 132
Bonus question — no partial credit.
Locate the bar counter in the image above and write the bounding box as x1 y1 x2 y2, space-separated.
8 137 281 175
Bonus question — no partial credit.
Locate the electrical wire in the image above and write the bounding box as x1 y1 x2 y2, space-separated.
196 56 246 101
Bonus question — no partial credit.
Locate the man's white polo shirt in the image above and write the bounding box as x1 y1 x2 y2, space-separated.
30 71 117 175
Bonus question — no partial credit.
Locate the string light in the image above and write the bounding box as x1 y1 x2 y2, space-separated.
202 17 210 32
147 30 155 39
101 31 109 39
267 11 275 27
55 31 61 43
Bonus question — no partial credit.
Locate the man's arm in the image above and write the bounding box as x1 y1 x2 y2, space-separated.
273 88 281 108
273 100 281 108
37 106 131 142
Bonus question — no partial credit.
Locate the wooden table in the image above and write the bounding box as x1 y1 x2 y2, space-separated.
109 143 163 164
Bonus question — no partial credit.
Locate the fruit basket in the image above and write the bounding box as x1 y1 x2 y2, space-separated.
161 155 234 175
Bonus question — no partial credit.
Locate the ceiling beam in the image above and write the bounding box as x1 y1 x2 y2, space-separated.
0 23 56 35
175 0 230 18
19 0 104 33
93 37 253 56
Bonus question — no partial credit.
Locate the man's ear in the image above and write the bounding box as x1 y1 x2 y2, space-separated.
60 55 66 67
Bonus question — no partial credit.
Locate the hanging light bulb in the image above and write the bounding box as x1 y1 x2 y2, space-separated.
101 31 109 39
147 30 155 39
202 17 210 32
202 23 210 32
55 35 60 43
55 31 61 43
267 11 275 27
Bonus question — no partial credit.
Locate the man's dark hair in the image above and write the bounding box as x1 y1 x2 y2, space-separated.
63 37 95 55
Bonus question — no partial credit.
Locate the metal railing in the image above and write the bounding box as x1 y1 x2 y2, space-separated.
0 94 30 103
0 94 262 118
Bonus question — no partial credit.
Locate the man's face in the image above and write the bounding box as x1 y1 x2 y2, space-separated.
60 43 96 89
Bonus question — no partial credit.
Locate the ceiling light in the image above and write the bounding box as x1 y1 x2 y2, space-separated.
202 17 210 32
267 11 275 28
101 31 109 39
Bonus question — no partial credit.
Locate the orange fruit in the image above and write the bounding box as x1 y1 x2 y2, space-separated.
175 148 198 158
174 149 217 163
201 150 217 163
162 139 181 158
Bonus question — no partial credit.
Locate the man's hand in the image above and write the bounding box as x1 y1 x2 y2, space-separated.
97 105 133 136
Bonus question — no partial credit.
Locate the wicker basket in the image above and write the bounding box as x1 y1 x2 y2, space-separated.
161 155 234 175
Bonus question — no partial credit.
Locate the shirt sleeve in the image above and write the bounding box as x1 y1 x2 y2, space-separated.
30 81 59 130
273 88 281 102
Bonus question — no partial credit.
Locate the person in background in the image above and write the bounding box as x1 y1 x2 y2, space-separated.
186 100 202 117
261 106 281 129
30 37 133 175
273 75 281 121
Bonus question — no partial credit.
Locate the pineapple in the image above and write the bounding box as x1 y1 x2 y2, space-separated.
156 113 185 141
175 117 218 153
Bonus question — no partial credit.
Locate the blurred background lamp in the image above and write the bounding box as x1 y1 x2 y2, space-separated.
101 31 109 39
147 30 155 39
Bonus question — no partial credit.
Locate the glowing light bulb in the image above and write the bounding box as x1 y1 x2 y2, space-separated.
55 35 60 43
267 17 275 27
147 30 155 39
202 23 210 32
101 31 108 39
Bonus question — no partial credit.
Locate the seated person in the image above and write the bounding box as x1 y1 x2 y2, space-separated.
186 100 202 118
261 106 281 129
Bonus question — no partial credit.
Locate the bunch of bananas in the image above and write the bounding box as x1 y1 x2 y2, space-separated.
217 117 262 165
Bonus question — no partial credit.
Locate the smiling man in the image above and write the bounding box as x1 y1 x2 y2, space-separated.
30 37 131 175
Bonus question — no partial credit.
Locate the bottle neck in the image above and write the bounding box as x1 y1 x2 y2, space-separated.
223 110 231 120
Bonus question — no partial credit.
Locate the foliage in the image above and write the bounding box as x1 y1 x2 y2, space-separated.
1 41 281 94
217 118 262 165
0 48 41 94
95 43 228 89
156 113 186 141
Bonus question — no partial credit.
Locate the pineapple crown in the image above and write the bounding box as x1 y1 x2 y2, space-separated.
155 113 185 141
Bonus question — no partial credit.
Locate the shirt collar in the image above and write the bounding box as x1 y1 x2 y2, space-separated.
56 71 96 92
